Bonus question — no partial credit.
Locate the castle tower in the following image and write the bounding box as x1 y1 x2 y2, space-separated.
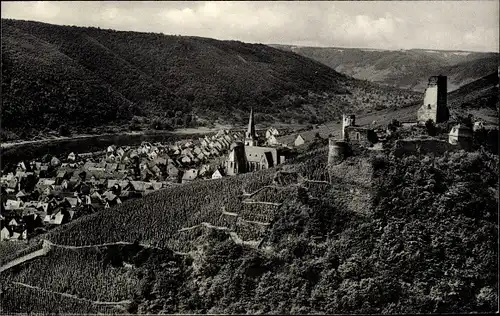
417 75 449 124
342 114 355 140
245 108 258 146
328 138 351 165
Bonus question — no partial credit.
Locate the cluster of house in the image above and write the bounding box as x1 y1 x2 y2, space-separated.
0 130 246 242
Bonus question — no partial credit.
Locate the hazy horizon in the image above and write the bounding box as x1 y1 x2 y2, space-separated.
1 1 498 53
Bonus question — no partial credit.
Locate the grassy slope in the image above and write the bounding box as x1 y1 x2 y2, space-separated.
1 18 420 137
271 45 498 92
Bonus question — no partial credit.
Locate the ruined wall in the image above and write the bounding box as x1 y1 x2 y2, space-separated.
393 138 457 157
328 156 376 215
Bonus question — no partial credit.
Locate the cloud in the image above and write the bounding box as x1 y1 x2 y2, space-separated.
1 1 498 52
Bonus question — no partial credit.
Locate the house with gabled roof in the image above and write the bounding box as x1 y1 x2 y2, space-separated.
211 169 224 179
106 163 118 173
116 147 126 157
182 169 199 183
65 197 80 208
36 202 49 213
181 156 192 164
1 226 10 241
5 200 23 211
148 151 158 159
153 157 168 166
44 209 70 225
210 148 220 156
23 201 38 209
213 141 224 150
266 127 280 139
50 156 61 167
149 181 163 191
130 181 147 192
193 147 202 155
149 165 162 176
197 152 206 161
219 138 230 147
17 161 28 172
67 152 77 161
7 178 19 191
8 218 20 227
202 148 212 157
15 190 28 202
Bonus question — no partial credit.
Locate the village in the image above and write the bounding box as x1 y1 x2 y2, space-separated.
0 129 250 242
0 120 312 243
0 75 496 244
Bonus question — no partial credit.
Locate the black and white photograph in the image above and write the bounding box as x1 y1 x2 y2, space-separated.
0 0 498 314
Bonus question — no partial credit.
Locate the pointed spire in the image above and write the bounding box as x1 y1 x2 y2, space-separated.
245 108 257 146
247 108 255 138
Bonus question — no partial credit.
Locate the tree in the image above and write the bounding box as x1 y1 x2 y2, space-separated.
130 117 141 131
150 118 162 130
461 115 473 129
59 124 71 136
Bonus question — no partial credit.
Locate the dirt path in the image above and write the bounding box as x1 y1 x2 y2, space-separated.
44 240 160 250
0 240 160 273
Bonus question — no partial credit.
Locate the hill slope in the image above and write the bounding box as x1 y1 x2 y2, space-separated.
271 45 498 92
1 19 421 138
1 147 497 314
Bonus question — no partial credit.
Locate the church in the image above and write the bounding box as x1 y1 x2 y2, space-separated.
226 109 289 176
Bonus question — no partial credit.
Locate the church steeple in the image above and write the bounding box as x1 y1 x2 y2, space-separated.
245 108 257 146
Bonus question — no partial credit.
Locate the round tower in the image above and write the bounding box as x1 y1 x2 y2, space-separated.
328 138 350 165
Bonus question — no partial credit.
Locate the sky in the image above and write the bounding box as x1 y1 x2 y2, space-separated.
1 1 498 52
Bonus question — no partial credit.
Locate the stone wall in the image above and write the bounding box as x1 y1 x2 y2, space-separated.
328 156 376 215
393 138 457 157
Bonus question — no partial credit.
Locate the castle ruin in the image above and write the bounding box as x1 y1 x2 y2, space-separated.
417 75 449 124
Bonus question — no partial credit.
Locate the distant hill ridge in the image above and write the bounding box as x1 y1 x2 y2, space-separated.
1 19 420 138
271 44 498 92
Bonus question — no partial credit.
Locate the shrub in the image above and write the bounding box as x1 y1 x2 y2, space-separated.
424 120 437 136
59 124 71 137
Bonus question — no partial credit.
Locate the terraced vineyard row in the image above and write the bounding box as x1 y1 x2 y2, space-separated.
0 282 124 314
1 245 141 302
42 169 277 250
0 241 43 266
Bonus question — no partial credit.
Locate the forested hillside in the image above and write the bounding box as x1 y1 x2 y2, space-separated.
271 45 498 92
1 146 497 314
1 19 421 139
447 72 499 124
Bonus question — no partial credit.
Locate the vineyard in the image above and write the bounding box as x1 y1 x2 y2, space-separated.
40 166 292 251
0 240 43 266
1 245 141 302
0 281 125 314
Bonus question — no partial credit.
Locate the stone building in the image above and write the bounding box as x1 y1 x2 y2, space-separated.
226 110 288 176
448 124 473 150
341 114 378 147
417 75 449 124
327 114 378 166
